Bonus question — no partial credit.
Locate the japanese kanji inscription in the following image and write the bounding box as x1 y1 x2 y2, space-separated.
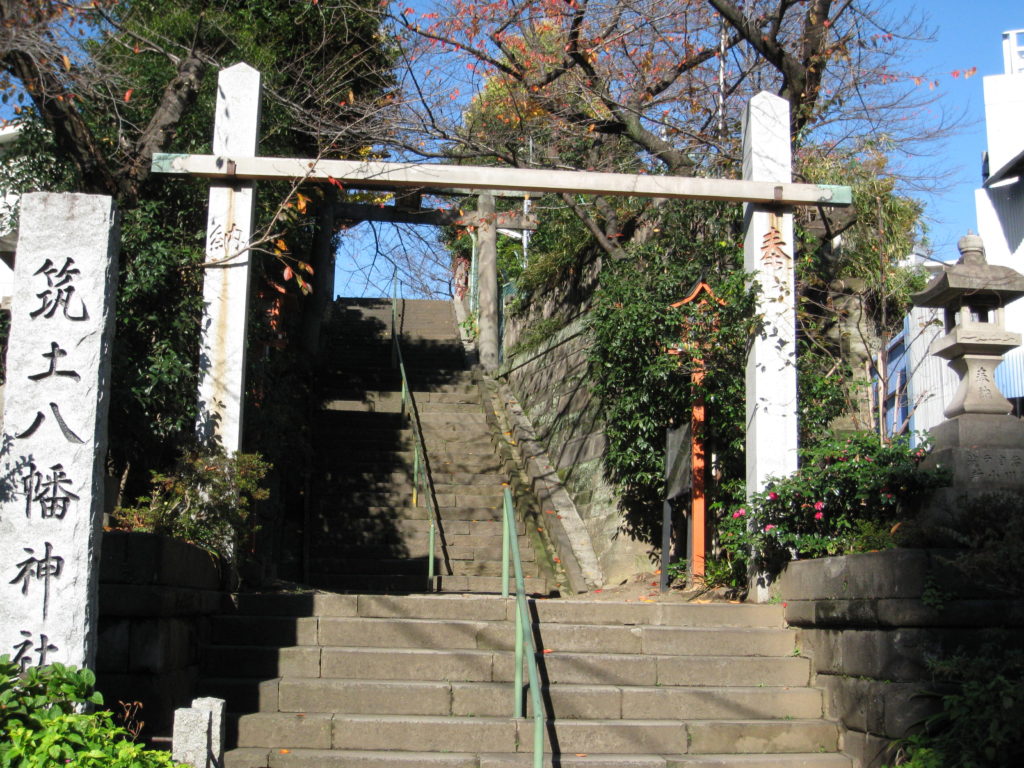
0 193 120 671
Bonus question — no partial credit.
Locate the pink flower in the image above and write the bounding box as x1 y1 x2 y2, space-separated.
764 524 776 532
814 501 825 511
733 508 746 518
768 492 779 501
814 511 824 520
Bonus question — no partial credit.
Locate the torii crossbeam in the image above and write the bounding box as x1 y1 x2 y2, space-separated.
152 152 851 207
151 65 849 595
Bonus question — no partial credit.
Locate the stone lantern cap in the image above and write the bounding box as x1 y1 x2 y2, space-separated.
912 232 1024 308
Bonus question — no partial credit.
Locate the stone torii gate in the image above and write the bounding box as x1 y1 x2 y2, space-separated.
152 63 851 524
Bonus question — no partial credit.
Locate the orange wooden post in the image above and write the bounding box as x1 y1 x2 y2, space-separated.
690 367 706 580
667 282 725 586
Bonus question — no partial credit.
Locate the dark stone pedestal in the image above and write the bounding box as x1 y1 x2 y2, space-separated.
918 414 1024 539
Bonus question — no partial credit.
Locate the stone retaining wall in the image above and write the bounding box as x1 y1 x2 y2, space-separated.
96 531 230 737
779 549 1024 767
499 310 649 586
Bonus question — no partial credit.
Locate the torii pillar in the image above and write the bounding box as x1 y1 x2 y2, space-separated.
743 93 799 586
476 193 499 370
196 63 261 453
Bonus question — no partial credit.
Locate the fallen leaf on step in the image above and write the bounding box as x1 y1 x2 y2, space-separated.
543 649 553 654
575 754 588 757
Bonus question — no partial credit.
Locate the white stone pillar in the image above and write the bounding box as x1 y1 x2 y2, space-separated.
196 63 262 453
0 192 119 671
476 193 499 370
743 93 799 497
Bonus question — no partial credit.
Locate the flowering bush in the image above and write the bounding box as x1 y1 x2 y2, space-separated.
714 432 949 582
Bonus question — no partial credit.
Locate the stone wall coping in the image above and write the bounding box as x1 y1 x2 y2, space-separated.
484 377 604 591
100 531 223 591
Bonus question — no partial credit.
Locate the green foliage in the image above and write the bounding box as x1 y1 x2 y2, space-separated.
938 492 1024 599
113 451 270 564
507 316 566 358
796 344 853 444
888 643 1024 768
712 433 948 584
587 202 754 543
110 197 206 472
2 711 181 768
0 660 103 742
797 149 926 338
0 658 181 768
511 196 594 297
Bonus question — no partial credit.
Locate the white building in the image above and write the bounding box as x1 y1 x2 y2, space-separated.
0 124 20 306
977 28 1024 404
898 29 1024 441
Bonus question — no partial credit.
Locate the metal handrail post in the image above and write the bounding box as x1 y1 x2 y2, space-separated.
391 274 399 368
504 488 544 768
501 490 511 599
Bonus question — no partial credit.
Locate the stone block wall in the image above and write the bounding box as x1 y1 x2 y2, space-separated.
500 309 649 585
779 549 1024 768
96 531 229 738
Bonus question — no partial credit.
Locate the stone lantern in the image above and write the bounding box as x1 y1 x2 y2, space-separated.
913 232 1024 417
912 232 1024 499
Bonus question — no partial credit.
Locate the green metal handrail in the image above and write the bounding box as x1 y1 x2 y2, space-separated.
390 282 450 588
502 487 545 768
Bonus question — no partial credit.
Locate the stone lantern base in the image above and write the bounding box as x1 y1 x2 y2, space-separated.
916 413 1024 539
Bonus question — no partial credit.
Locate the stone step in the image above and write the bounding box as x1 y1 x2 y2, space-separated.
328 454 504 473
313 436 497 456
204 646 805 686
232 593 509 620
308 573 548 595
300 556 539 578
319 399 488 418
479 755 852 768
531 652 809 687
306 535 532 561
528 625 797 657
226 748 853 768
227 594 782 628
305 574 439 593
451 560 541 577
313 480 508 500
314 617 514 650
306 517 524 539
527 601 786 629
435 574 549 594
320 390 478 413
209 616 795 659
265 678 822 720
234 713 837 755
314 505 504 522
198 678 280 713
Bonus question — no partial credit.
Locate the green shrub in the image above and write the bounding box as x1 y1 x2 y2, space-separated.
0 657 184 768
888 643 1024 768
0 660 103 742
113 450 270 565
2 711 180 768
712 433 948 583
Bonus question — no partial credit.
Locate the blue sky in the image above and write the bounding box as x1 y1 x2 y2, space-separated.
334 2 1024 296
901 3 1023 259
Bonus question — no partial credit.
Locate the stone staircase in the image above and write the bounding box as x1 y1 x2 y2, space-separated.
306 298 550 594
197 297 850 767
210 592 850 767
